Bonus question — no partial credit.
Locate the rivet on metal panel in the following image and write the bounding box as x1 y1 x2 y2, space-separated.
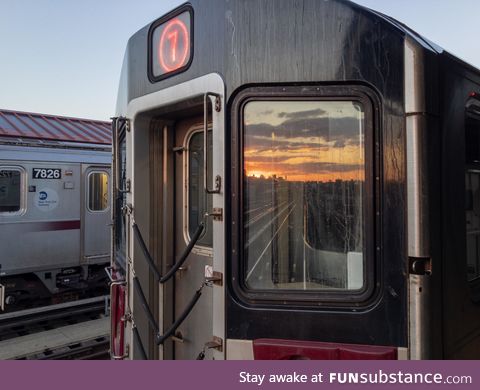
215 175 222 193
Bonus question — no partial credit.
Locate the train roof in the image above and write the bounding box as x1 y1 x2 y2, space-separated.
130 0 448 58
362 4 480 74
117 0 480 111
0 109 111 145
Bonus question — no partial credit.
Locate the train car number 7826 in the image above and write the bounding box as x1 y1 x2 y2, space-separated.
32 168 61 179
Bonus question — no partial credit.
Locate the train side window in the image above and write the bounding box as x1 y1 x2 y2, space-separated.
0 167 24 214
465 106 480 283
88 171 109 212
242 100 366 292
187 130 212 247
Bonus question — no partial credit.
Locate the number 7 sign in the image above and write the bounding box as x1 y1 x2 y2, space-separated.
151 9 192 79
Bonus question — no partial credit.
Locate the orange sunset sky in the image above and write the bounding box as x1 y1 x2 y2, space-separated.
243 101 365 182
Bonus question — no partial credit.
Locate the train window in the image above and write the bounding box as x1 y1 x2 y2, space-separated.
465 108 480 282
243 100 365 291
0 168 23 214
88 172 109 212
187 131 212 247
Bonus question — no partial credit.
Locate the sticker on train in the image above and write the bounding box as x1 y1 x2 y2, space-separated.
35 188 59 211
32 168 61 179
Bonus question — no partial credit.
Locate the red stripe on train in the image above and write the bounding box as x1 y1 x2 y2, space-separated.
21 220 81 232
253 339 397 360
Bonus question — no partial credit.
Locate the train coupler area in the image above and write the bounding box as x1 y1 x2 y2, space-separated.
56 268 86 289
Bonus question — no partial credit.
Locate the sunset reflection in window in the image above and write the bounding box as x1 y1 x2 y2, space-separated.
243 101 365 291
244 101 364 182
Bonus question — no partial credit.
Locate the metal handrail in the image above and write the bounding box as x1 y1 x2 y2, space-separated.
112 117 130 194
203 92 221 194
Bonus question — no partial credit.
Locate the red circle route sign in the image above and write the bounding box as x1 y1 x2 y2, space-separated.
158 18 190 73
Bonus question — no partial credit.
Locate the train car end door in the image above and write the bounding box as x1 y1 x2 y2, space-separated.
82 165 111 264
126 74 225 360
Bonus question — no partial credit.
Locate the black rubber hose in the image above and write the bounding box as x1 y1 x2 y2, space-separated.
132 326 148 360
159 221 205 284
156 286 203 345
133 276 160 335
132 223 162 282
132 221 205 284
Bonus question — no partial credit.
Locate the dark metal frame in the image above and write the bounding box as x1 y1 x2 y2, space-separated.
229 83 382 309
147 4 194 83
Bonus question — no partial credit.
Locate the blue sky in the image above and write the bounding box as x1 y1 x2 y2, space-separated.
0 0 479 120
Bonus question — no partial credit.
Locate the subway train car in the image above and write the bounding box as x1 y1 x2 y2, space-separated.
110 0 480 359
0 109 111 311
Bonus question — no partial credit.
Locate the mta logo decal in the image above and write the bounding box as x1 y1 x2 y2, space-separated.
39 191 48 200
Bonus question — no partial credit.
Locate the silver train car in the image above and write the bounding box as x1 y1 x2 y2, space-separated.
0 109 111 311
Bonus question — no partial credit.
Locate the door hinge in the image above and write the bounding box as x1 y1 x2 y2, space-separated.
210 207 223 221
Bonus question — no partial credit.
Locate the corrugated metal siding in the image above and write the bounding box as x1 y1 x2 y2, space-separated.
0 109 111 144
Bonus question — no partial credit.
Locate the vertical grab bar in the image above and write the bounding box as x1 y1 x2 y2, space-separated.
204 92 222 194
113 117 130 194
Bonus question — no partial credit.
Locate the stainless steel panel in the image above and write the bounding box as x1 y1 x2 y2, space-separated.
405 38 432 359
406 115 430 258
0 161 82 276
0 144 111 164
409 275 432 359
405 38 426 115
